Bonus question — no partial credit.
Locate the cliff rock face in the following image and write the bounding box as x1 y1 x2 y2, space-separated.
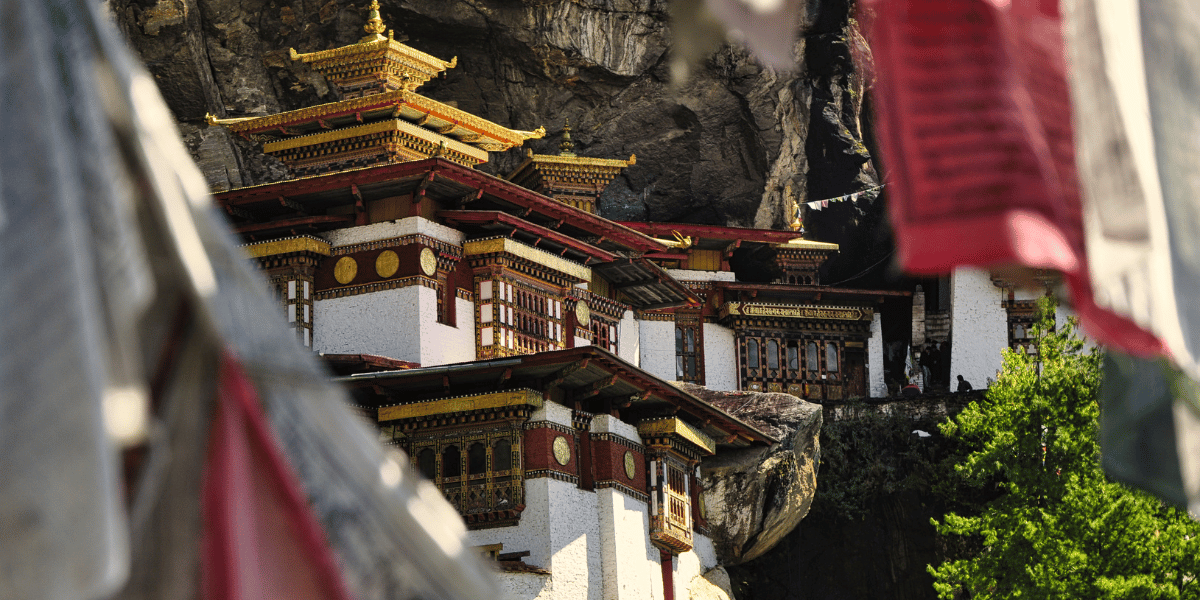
683 384 822 565
106 0 872 228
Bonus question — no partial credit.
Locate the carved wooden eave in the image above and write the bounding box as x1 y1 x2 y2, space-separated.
206 89 544 156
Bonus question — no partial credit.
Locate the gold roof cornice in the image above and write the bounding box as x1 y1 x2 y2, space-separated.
637 417 717 455
772 238 840 251
261 118 489 162
378 389 543 422
463 236 592 282
288 36 456 73
242 235 332 258
209 89 544 151
528 153 635 169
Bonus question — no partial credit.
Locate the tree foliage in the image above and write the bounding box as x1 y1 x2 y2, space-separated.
930 299 1200 599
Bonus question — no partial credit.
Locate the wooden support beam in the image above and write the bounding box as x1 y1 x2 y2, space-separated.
567 374 619 403
456 188 483 209
545 359 589 388
494 367 512 388
223 204 255 221
278 196 307 215
411 170 435 217
351 183 367 226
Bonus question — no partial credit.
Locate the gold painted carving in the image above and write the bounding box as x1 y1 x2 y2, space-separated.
624 451 636 479
637 417 717 455
463 237 591 282
419 247 438 276
334 256 358 284
553 436 572 466
262 118 488 163
378 389 543 421
242 236 331 258
375 250 399 278
575 300 591 327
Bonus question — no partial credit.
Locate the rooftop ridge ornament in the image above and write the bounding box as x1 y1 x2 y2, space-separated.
361 0 387 42
559 119 576 157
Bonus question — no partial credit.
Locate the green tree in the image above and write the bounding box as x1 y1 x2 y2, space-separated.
930 299 1200 599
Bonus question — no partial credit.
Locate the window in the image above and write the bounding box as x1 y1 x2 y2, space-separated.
649 454 696 554
468 442 487 476
787 343 799 371
748 339 760 369
592 318 618 354
494 439 512 472
417 448 436 480
442 446 461 478
675 313 703 383
408 429 523 520
806 341 819 371
766 340 780 370
826 342 839 372
476 278 565 358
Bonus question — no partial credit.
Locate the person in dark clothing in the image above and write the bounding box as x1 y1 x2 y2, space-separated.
957 374 973 393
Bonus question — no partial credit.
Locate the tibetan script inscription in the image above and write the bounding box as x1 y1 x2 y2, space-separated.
722 302 868 321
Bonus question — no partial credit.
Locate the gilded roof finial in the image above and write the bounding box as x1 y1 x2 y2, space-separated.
559 118 576 157
362 0 387 40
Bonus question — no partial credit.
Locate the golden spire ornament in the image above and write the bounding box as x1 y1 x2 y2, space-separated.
361 0 387 41
559 119 576 157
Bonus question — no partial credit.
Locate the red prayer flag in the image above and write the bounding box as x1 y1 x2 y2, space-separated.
202 354 353 600
863 0 1163 356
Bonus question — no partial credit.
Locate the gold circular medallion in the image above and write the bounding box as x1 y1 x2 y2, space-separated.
419 247 438 277
575 300 590 327
624 451 636 480
375 250 399 278
552 436 571 466
333 256 358 285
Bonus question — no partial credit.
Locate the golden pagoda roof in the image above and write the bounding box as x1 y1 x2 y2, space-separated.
206 89 545 153
287 1 455 92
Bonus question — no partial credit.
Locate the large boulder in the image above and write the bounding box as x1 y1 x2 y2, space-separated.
682 384 822 565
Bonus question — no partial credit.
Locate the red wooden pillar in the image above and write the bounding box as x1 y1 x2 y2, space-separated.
660 549 674 600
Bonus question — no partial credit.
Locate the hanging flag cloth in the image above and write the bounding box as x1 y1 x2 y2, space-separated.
0 1 498 599
861 0 1162 358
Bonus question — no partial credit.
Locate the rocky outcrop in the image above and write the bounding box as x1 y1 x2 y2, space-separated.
682 384 822 565
105 0 873 228
688 566 737 600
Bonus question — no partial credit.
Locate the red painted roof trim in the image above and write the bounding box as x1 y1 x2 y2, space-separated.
437 210 616 262
216 158 668 253
618 221 809 244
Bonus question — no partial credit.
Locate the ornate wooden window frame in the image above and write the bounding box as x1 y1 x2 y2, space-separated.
674 311 704 384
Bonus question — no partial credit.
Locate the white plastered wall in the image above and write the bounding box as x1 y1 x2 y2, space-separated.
591 415 658 600
421 293 475 366
868 312 886 397
314 285 423 363
949 267 1008 389
638 320 677 382
702 323 737 391
618 310 639 365
320 216 464 246
313 286 474 367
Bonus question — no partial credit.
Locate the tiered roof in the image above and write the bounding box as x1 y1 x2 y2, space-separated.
507 121 634 214
207 1 543 172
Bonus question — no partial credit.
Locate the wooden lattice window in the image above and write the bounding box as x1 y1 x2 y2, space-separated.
675 313 704 383
477 278 565 358
592 317 619 354
276 276 314 348
825 342 839 372
407 428 523 517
